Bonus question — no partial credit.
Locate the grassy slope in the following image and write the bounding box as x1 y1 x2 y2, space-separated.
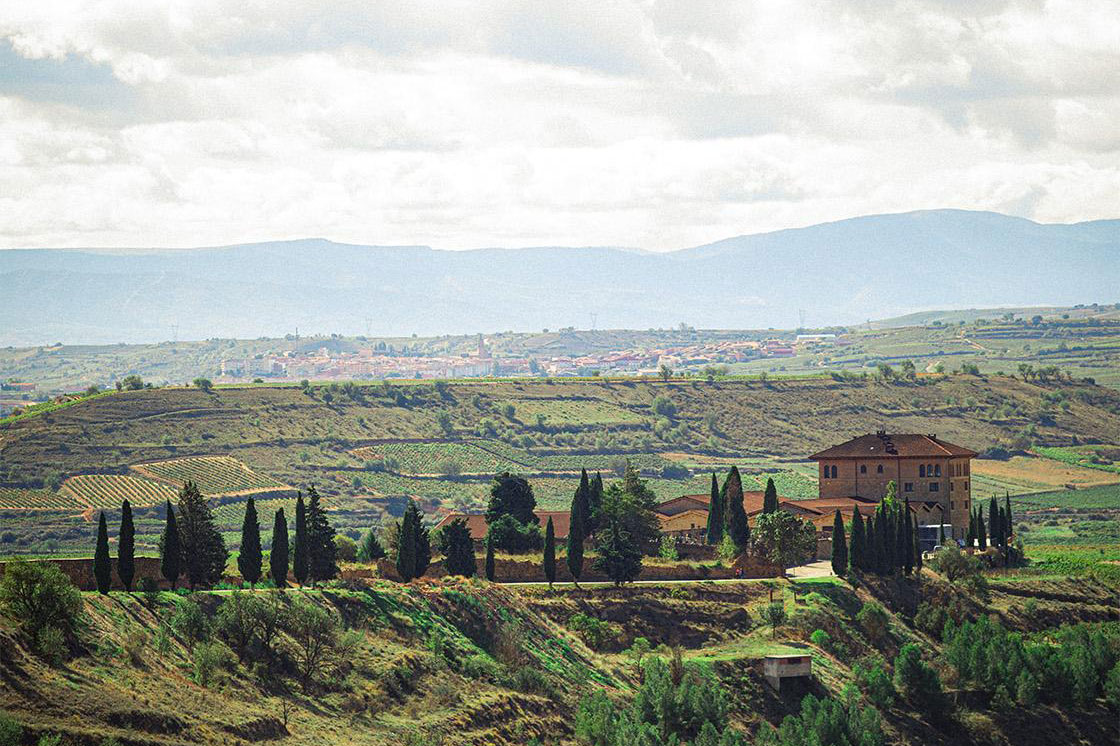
0 572 1115 746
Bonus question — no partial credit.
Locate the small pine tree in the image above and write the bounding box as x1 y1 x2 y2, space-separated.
705 473 722 545
725 466 750 549
159 500 181 590
831 510 847 577
485 533 495 581
567 481 586 587
762 477 779 514
850 507 865 573
358 528 385 562
118 498 135 592
293 492 309 585
238 497 262 587
543 517 556 587
305 486 338 584
270 508 289 588
94 511 111 594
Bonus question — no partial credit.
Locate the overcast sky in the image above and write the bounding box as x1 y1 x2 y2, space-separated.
1 1 1118 251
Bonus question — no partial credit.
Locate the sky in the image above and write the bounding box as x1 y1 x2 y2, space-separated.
1 0 1118 252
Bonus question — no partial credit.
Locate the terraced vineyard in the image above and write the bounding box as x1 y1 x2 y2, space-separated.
60 474 179 509
132 455 291 495
352 441 525 474
0 488 76 511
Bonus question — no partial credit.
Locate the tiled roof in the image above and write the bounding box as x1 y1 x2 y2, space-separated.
810 432 977 460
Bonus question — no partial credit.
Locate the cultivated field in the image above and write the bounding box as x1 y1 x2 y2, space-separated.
60 474 179 509
132 455 291 496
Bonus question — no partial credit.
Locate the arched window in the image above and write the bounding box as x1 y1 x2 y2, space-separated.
919 464 925 478
935 464 942 477
877 464 884 474
860 464 867 474
831 465 838 479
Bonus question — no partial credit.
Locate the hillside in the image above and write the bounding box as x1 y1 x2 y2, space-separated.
1 374 1118 556
0 570 1115 746
2 210 1118 345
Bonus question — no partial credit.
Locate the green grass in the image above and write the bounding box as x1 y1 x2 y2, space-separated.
1011 483 1120 510
1035 445 1120 475
133 455 290 495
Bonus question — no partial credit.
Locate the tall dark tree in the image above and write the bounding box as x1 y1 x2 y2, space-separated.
902 498 914 575
118 498 135 591
293 492 309 585
588 472 604 532
178 480 228 589
94 511 111 594
396 498 420 582
159 500 181 590
543 517 556 588
977 507 987 551
989 496 1001 548
725 466 751 549
705 473 724 545
414 513 432 579
573 469 592 537
270 507 289 588
484 533 495 581
849 507 865 572
305 486 338 584
238 497 263 587
939 518 946 548
912 513 923 574
762 477 779 514
358 527 385 562
1004 493 1013 541
831 510 848 577
567 483 586 587
440 517 476 578
967 508 977 548
874 505 888 574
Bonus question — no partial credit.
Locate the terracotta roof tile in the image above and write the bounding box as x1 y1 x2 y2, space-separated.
810 433 977 460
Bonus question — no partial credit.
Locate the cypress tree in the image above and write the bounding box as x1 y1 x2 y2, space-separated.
543 517 556 588
305 486 338 584
831 510 847 577
270 507 289 588
874 505 888 575
238 496 263 587
864 511 875 572
850 507 865 573
977 507 987 551
414 510 431 579
912 513 923 574
902 499 914 576
118 498 135 592
567 482 585 587
939 518 946 547
396 499 419 582
574 469 592 537
588 472 604 532
441 518 476 578
293 492 308 585
989 496 1000 548
705 473 723 545
159 500 181 590
94 511 112 594
178 480 228 589
967 509 976 548
763 477 779 514
1005 493 1013 541
725 466 750 549
484 533 495 581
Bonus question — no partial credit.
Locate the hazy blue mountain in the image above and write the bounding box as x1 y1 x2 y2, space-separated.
2 209 1117 345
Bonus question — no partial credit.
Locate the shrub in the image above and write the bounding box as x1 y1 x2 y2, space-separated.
0 712 22 746
763 602 787 635
894 644 947 716
569 613 619 651
486 513 542 553
856 602 889 644
35 626 67 666
170 596 209 643
809 629 830 649
0 560 82 658
658 534 679 561
853 656 896 708
334 535 358 562
459 653 501 681
192 641 233 687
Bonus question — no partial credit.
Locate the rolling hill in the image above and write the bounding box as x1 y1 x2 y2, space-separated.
2 210 1117 345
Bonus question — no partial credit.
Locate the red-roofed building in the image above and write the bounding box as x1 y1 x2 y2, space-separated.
432 511 572 543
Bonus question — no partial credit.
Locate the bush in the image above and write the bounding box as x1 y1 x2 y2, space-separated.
853 656 896 708
763 602 787 635
569 612 619 651
856 602 889 643
0 712 23 746
0 560 82 658
894 644 947 716
459 653 501 681
486 513 542 553
334 535 358 562
35 626 67 666
192 641 233 687
809 629 830 649
170 596 209 643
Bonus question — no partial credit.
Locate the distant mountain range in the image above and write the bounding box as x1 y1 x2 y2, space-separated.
2 209 1117 346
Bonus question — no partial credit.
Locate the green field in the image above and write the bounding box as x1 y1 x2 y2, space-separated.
1011 483 1120 511
133 455 292 495
60 474 180 509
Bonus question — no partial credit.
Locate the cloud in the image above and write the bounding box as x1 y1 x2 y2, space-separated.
0 0 1117 251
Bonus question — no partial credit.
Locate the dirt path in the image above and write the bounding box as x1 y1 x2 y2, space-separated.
785 560 834 580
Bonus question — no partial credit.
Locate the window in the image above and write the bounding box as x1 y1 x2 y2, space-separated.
929 482 939 492
830 465 838 479
919 465 925 478
964 481 968 490
935 464 942 477
951 501 955 509
904 482 913 492
950 482 954 491
877 464 884 473
965 462 970 475
860 464 867 474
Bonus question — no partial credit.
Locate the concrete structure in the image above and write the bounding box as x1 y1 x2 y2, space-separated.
763 653 812 691
810 432 977 540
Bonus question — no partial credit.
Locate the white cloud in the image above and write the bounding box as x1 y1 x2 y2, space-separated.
0 0 1117 250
